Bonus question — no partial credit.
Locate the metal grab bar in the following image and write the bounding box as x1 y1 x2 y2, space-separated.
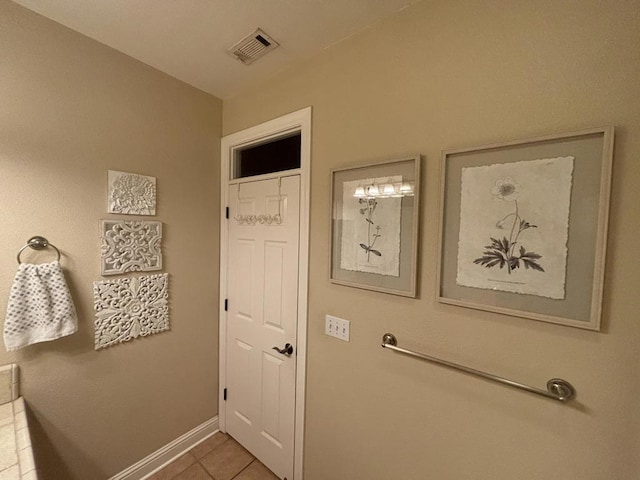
381 333 575 403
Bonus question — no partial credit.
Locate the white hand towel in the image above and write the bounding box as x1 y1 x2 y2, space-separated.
4 261 78 351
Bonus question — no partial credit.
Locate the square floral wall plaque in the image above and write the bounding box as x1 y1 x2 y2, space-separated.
101 220 163 275
93 273 169 349
108 170 156 215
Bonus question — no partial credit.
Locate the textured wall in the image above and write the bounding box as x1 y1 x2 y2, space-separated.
223 1 640 478
0 2 222 478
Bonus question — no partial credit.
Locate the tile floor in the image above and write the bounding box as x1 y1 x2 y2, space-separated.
147 432 279 480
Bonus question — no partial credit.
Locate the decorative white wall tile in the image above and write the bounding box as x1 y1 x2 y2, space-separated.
101 220 163 275
108 170 156 215
93 273 169 350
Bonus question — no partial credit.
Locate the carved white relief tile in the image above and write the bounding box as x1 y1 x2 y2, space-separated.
93 273 169 350
108 170 156 215
101 220 162 275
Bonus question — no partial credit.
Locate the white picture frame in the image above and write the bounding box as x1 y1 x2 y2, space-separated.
437 127 614 330
330 155 421 297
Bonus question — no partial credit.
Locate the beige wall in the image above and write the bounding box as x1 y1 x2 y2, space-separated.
224 1 640 479
0 2 222 479
3 0 640 478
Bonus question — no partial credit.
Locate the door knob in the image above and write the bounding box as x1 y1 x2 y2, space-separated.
272 343 294 356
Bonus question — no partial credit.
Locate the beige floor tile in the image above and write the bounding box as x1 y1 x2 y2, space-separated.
233 460 279 480
190 432 230 459
200 438 254 480
147 453 197 480
173 462 213 480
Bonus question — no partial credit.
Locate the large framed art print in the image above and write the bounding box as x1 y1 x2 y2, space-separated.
437 127 614 330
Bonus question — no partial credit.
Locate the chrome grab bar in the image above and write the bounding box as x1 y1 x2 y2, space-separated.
381 333 575 403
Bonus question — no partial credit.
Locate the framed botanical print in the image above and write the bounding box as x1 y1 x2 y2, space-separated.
330 155 421 297
437 127 614 330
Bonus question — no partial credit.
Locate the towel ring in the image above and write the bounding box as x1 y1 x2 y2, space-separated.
17 236 61 264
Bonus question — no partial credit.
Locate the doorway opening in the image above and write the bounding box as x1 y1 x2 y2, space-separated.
219 108 311 480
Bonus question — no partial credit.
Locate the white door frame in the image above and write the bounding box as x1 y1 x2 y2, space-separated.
219 107 311 480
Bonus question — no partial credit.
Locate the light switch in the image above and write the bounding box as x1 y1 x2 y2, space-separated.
325 315 350 342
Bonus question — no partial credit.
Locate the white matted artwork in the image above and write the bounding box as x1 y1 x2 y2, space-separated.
457 156 574 299
340 175 402 277
437 126 614 330
93 273 169 350
101 220 163 275
330 155 421 297
108 170 157 215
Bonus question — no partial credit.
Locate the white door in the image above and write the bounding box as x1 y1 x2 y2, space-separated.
226 175 300 480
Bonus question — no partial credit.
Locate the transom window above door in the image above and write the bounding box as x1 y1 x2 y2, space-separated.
232 132 301 179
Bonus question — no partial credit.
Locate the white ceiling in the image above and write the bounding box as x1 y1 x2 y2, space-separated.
12 0 420 99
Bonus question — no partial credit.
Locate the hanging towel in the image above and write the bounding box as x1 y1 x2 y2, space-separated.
3 261 77 351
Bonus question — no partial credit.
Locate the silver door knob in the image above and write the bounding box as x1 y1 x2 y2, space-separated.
272 343 294 356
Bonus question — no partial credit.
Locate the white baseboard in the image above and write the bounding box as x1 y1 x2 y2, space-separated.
109 416 219 480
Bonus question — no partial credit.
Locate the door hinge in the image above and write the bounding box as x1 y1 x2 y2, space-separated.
223 388 227 401
226 206 229 219
224 299 228 311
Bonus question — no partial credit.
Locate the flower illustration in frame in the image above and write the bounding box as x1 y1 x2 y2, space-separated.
473 176 544 274
455 156 574 300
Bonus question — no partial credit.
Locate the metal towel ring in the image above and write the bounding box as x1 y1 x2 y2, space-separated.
17 236 61 264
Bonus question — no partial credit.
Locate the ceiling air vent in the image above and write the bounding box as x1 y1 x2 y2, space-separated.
227 28 279 65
